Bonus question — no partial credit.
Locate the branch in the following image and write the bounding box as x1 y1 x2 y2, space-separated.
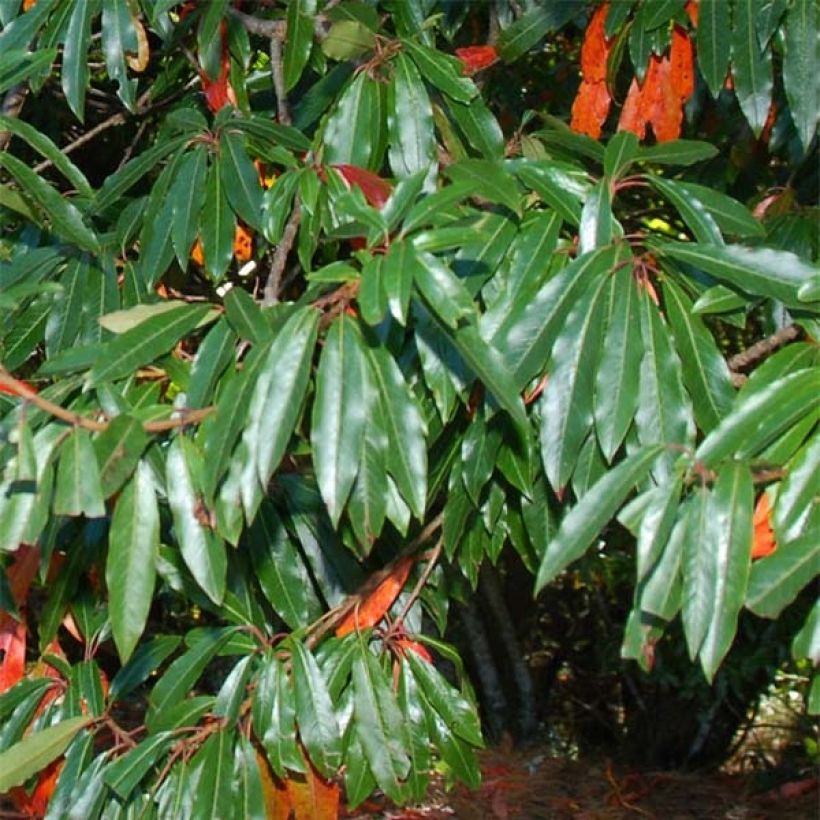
0 83 29 151
728 324 800 373
0 365 213 434
268 29 291 126
262 199 301 306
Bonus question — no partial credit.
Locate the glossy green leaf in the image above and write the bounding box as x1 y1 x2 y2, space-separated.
696 368 818 468
322 19 375 60
732 0 774 135
107 461 159 663
534 445 665 593
401 38 476 103
382 239 416 325
746 531 819 619
233 735 267 820
323 72 385 170
445 159 521 215
100 0 138 109
246 500 322 629
515 162 585 226
414 250 475 330
223 288 270 345
648 176 723 245
109 635 181 700
0 717 91 793
497 2 576 62
783 0 818 152
104 732 173 799
540 275 609 490
45 256 87 357
53 428 105 518
388 52 435 178
201 158 235 281
604 131 639 180
792 601 820 665
312 315 368 525
290 639 342 780
426 703 481 789
61 0 92 120
166 436 227 604
94 414 150 499
347 406 389 549
170 147 208 266
0 153 99 252
284 0 316 91
187 318 237 409
698 0 730 96
774 432 820 544
446 95 505 159
662 279 735 433
88 304 211 386
593 262 642 461
578 180 614 253
220 129 264 231
638 140 720 166
352 647 411 801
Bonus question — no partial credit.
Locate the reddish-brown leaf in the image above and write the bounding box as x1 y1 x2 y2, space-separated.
617 77 647 140
9 759 63 818
332 164 393 209
201 53 236 113
751 493 777 559
0 613 26 693
570 79 612 139
286 760 341 820
643 55 683 143
455 45 498 76
336 557 414 637
396 639 432 664
670 25 695 101
580 3 612 83
7 544 39 606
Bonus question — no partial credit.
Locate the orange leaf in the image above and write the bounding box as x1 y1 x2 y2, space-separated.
570 79 612 140
233 223 254 262
286 762 341 820
670 25 695 101
0 613 26 693
685 0 699 28
332 164 393 209
190 237 205 267
9 758 63 817
580 3 612 83
455 45 498 76
23 0 37 9
336 557 414 637
643 55 683 143
617 77 647 140
396 639 432 664
751 493 777 559
201 51 236 113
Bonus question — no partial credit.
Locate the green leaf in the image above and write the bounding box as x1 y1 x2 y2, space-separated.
746 531 820 619
635 291 695 481
0 153 99 252
604 131 639 180
382 240 415 325
662 279 735 433
406 650 482 747
246 500 322 629
515 162 586 226
401 38 477 103
696 462 754 681
61 0 93 120
323 72 386 171
497 2 576 61
578 180 614 253
104 732 173 799
362 338 428 519
100 0 138 110
148 628 234 719
166 437 227 605
107 461 159 663
94 414 150 498
352 646 411 801
347 406 389 549
322 19 376 61
289 639 342 780
783 0 818 152
311 315 368 525
792 601 820 665
109 635 181 701
187 318 237 409
593 263 642 461
88 304 211 386
696 368 819 468
637 140 720 166
188 728 235 820
492 246 618 392
53 428 106 518
540 275 609 490
201 158 236 281
170 147 208 266
284 0 316 91
388 51 435 178
414 250 475 330
648 176 723 245
697 0 731 96
774 433 820 544
446 159 520 215
660 242 814 308
45 256 87 357
446 95 505 159
0 717 91 793
534 445 665 593
220 129 264 231
732 0 774 135
223 287 271 345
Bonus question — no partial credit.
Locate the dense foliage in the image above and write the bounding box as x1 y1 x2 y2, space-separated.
0 0 817 816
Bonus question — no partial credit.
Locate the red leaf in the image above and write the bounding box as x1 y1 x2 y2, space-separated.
396 639 432 664
0 613 26 693
202 54 237 113
643 55 683 143
617 77 647 140
570 79 612 139
336 557 414 637
580 3 612 83
685 0 699 28
455 45 498 76
10 758 63 817
670 25 695 101
331 164 393 208
751 493 777 559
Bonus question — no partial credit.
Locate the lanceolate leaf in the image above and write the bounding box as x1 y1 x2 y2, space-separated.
61 0 93 120
697 0 731 96
497 3 576 62
401 39 477 104
220 129 264 231
648 176 724 245
534 445 664 593
323 72 385 170
388 52 436 178
170 147 208 266
107 461 159 663
284 0 316 90
312 315 368 525
101 0 138 110
774 433 820 544
732 0 774 136
166 437 227 605
783 0 818 152
94 414 150 498
54 428 106 518
201 159 235 281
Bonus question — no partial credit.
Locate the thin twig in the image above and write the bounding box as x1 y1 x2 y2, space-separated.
228 7 286 38
263 199 301 305
391 536 443 630
0 366 213 434
728 324 800 373
268 33 290 126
